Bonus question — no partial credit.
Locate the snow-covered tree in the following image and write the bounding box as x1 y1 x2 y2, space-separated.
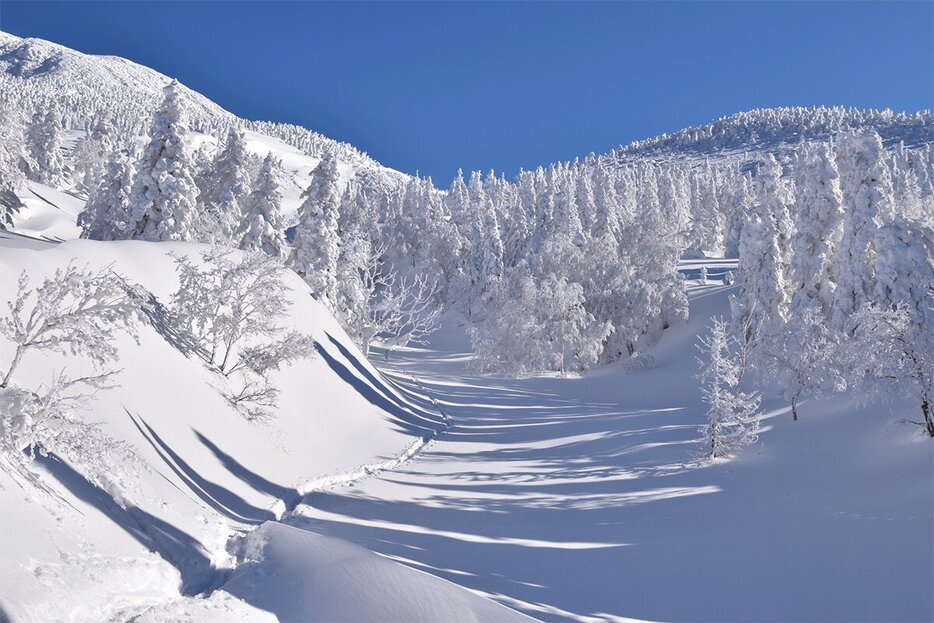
735 155 793 346
126 80 201 241
790 143 844 316
767 307 842 421
0 371 147 506
0 262 142 389
470 270 611 375
697 317 760 458
236 153 287 256
845 302 933 437
292 154 341 308
26 107 65 187
831 129 895 330
170 248 315 420
71 116 115 195
203 127 253 241
78 149 136 241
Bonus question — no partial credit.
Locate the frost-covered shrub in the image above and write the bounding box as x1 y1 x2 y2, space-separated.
697 317 760 458
0 262 146 502
170 248 315 420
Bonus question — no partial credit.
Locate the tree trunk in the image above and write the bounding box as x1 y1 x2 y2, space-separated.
922 397 933 438
791 395 798 421
1 344 24 388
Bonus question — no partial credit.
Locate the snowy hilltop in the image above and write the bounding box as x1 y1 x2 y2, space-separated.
0 31 932 623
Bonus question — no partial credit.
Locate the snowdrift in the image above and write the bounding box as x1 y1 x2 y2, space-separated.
0 236 523 622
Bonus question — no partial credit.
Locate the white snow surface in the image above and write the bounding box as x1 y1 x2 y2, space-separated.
1 244 930 623
0 235 527 622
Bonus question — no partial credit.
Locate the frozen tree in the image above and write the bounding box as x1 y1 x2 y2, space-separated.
0 371 146 505
71 116 115 195
26 107 65 187
849 214 934 435
790 143 844 316
0 117 27 229
292 154 341 308
697 317 760 458
724 174 753 257
0 262 142 389
767 308 842 421
236 153 287 256
831 129 895 330
470 270 611 375
170 249 315 420
335 236 440 357
204 127 252 241
369 273 441 359
845 302 933 437
735 156 793 346
78 149 136 241
0 262 146 499
700 266 708 285
127 80 201 241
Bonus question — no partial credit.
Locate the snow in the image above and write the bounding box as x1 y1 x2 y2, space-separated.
7 181 83 241
0 236 527 622
290 269 934 623
221 522 535 622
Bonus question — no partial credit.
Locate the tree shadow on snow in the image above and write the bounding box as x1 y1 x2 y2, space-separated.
127 410 277 525
315 333 444 436
32 451 222 596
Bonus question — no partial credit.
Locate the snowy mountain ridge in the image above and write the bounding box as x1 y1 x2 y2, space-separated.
607 106 933 166
0 32 389 173
2 32 931 184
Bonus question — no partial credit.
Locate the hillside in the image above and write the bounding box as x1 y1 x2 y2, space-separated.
0 235 532 622
0 30 931 623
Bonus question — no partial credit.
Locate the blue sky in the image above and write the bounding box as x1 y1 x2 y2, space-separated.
1 1 931 182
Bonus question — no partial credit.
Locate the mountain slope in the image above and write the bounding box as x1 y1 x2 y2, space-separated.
0 236 533 622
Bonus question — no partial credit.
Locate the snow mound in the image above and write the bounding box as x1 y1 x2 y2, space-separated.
221 522 536 623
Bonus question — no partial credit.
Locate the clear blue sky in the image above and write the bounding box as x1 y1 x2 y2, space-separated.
1 1 931 182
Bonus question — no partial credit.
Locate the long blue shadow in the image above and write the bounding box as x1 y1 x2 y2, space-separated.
128 410 275 524
315 339 438 436
33 451 221 595
193 429 300 508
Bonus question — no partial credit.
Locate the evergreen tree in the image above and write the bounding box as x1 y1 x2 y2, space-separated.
78 149 136 241
236 153 287 257
831 129 895 331
127 80 201 241
205 127 252 241
292 154 341 308
27 107 65 187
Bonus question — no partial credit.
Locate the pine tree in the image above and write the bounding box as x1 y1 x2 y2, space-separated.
831 129 895 330
291 154 341 308
790 143 844 316
204 127 252 241
236 153 287 257
78 149 136 241
127 80 201 241
27 107 65 187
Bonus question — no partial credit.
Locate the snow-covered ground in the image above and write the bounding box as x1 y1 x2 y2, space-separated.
0 233 528 622
2 198 930 621
290 266 934 623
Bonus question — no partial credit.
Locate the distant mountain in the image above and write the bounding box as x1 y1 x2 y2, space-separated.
606 106 933 167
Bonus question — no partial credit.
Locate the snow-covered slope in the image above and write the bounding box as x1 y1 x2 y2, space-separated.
0 31 400 175
0 235 531 622
608 106 933 166
293 261 934 623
